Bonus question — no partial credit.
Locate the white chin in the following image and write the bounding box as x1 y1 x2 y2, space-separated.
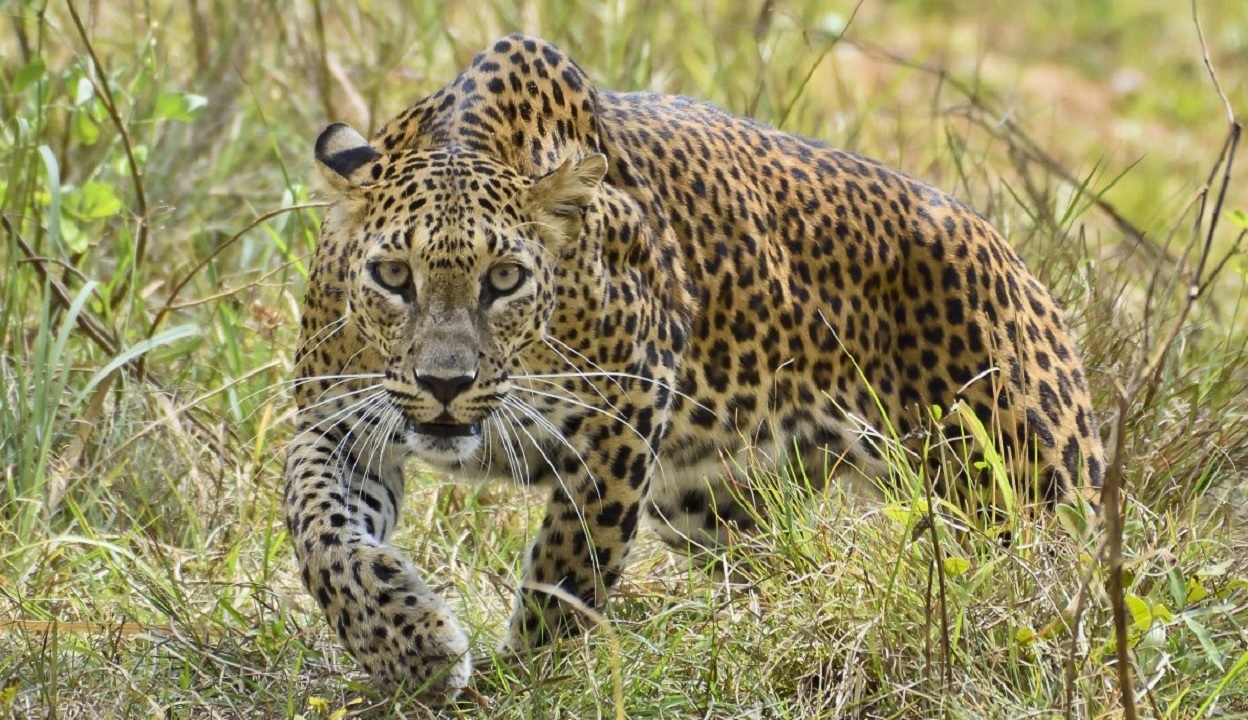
411 434 482 469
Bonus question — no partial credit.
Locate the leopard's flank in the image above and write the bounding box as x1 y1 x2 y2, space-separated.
284 34 1103 700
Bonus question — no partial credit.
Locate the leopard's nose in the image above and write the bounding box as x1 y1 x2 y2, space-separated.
414 372 476 405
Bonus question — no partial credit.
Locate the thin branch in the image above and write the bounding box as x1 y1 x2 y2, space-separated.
146 202 324 340
1102 389 1138 720
1064 536 1110 720
66 0 150 305
6 215 121 357
1193 0 1236 126
1097 4 1242 712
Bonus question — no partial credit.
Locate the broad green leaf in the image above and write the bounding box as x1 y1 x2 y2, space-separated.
13 58 46 92
1054 502 1089 537
883 500 929 526
1015 626 1037 646
1228 208 1247 231
113 144 149 176
1186 577 1209 605
1217 578 1248 599
72 112 100 145
60 217 89 254
154 90 208 122
881 505 912 525
1167 567 1187 607
64 181 122 220
1125 593 1151 632
943 557 971 577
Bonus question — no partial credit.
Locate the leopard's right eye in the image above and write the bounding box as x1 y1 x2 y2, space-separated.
370 260 412 295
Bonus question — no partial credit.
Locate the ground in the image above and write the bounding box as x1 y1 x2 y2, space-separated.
1 1 1246 718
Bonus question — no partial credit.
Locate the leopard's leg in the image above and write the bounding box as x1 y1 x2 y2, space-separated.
646 471 759 552
284 406 471 700
497 387 664 652
643 433 889 562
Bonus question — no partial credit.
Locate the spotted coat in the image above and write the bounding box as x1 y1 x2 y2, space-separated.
284 34 1104 700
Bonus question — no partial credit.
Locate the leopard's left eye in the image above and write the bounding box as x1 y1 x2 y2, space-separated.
485 263 527 297
370 260 412 295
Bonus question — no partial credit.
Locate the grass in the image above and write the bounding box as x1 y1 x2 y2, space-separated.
2 0 1247 717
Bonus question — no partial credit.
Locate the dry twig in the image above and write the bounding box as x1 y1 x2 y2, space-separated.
65 1 150 306
1097 4 1241 715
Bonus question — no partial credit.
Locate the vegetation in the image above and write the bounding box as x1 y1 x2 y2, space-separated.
2 1 1246 717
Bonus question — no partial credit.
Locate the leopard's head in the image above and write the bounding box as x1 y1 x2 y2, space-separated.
315 123 607 467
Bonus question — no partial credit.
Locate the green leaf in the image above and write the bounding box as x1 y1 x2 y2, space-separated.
882 505 912 525
73 75 94 106
38 145 62 248
113 144 149 176
154 90 208 122
79 324 201 397
1054 502 1089 537
1125 593 1152 632
1167 567 1187 607
13 58 47 92
1217 578 1248 599
60 217 89 254
72 112 100 145
64 181 123 220
1186 576 1209 605
1197 560 1232 577
1228 208 1248 231
1015 626 1037 647
1181 614 1224 671
943 557 971 577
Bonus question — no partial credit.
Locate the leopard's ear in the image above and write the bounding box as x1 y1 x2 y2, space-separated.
526 153 608 245
315 123 381 195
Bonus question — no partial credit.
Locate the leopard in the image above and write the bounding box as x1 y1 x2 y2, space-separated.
283 33 1104 702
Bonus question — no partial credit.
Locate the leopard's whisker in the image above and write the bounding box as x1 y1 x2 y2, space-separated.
514 369 715 415
496 402 597 568
537 338 625 414
503 395 593 478
508 386 665 468
291 314 349 359
243 380 387 450
229 348 376 432
489 413 526 488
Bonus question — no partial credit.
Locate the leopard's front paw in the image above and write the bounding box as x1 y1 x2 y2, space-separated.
500 586 600 656
333 546 472 703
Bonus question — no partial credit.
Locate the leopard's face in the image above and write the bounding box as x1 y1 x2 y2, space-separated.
314 124 607 468
348 152 551 466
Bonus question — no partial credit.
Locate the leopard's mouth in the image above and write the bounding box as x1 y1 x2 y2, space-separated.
407 417 481 438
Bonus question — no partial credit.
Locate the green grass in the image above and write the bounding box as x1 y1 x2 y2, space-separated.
2 1 1247 717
